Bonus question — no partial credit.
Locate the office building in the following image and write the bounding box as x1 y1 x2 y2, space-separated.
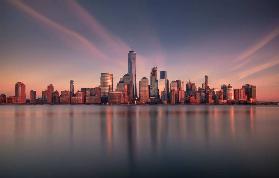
227 84 234 100
139 77 149 104
47 84 54 104
205 75 209 89
30 90 36 104
0 94 6 104
60 90 70 104
71 91 85 104
243 84 256 103
128 50 137 99
100 73 113 97
15 82 26 104
150 67 159 99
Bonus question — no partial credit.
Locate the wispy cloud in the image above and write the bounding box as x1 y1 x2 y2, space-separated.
232 26 279 70
238 55 279 79
67 0 129 53
8 0 107 60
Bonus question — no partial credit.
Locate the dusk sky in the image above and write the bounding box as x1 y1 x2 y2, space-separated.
1 0 279 101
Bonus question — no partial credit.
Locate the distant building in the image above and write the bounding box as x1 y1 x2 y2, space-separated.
71 91 85 104
30 90 36 104
159 71 169 103
234 88 246 102
60 90 70 104
205 75 209 89
139 77 149 104
178 89 185 104
70 80 74 103
15 82 26 104
170 90 177 104
221 84 228 100
186 81 197 97
100 73 113 98
150 67 159 99
227 84 234 100
243 84 256 103
42 90 47 104
128 50 137 99
85 87 101 104
52 90 60 104
108 91 124 104
0 94 6 104
170 81 178 104
7 96 16 104
116 73 132 103
47 84 54 104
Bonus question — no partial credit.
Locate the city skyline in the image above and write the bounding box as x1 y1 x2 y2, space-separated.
0 48 258 105
1 0 279 101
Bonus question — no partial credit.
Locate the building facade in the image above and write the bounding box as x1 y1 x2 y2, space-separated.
15 82 26 104
128 50 137 100
139 77 149 104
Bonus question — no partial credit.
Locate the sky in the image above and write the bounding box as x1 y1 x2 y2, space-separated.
0 0 279 101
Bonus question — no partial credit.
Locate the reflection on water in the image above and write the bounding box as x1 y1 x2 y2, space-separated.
0 105 279 177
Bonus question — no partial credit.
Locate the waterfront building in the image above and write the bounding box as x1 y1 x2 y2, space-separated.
15 82 26 104
71 91 85 104
85 87 101 104
139 77 149 104
234 89 247 102
52 90 60 104
170 89 177 104
227 84 234 101
47 84 54 104
100 73 113 97
30 90 36 104
70 80 74 100
186 81 197 97
215 90 224 104
128 50 137 99
205 75 209 89
7 96 16 104
178 89 185 104
221 84 228 100
0 94 6 104
150 67 159 99
60 90 70 104
159 71 169 103
242 84 256 103
42 90 47 104
108 91 124 104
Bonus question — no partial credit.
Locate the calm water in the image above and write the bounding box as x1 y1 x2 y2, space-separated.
0 105 279 178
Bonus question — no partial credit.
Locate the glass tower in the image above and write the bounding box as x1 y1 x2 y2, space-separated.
128 50 137 99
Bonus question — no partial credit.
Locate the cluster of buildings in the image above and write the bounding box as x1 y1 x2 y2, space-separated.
0 50 257 105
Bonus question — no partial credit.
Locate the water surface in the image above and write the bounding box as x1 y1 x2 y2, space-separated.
0 105 278 177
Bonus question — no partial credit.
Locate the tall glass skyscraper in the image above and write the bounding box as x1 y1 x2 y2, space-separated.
128 50 137 99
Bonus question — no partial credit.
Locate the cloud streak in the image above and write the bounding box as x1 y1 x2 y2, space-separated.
67 0 129 53
238 55 279 79
8 0 107 60
232 26 279 70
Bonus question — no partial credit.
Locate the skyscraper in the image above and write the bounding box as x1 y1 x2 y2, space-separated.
159 71 168 103
70 80 74 97
15 82 26 104
128 50 137 99
30 90 36 104
47 84 54 104
205 75 209 89
243 84 256 103
150 67 158 99
227 84 234 100
139 77 149 104
100 73 113 97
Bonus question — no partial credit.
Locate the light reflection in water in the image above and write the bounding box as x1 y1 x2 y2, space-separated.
0 105 278 178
